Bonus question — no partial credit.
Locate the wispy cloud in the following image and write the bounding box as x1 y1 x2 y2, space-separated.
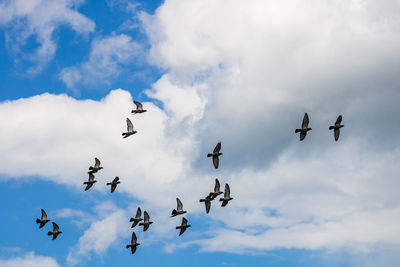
0 0 95 75
59 34 141 91
0 252 60 267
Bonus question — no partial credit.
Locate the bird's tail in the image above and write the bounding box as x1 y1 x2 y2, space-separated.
129 218 134 222
329 126 334 130
36 219 40 224
126 245 132 249
139 222 144 226
48 232 52 236
171 209 177 216
83 182 88 185
106 183 111 185
176 226 182 229
207 153 213 157
131 110 137 114
199 199 205 202
295 129 301 133
89 166 93 170
219 198 224 201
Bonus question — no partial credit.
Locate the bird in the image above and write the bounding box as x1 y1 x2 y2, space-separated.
207 142 222 169
210 178 223 200
171 198 187 217
131 100 147 114
329 115 344 141
199 193 213 214
106 177 120 193
83 173 97 191
126 231 140 254
129 207 143 228
139 211 153 232
36 209 50 228
176 217 191 236
88 157 103 174
219 183 233 207
48 222 62 240
122 118 137 138
295 113 312 141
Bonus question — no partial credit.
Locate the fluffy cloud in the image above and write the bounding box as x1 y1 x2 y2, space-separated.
0 252 61 267
1 0 400 261
0 0 95 75
59 34 142 90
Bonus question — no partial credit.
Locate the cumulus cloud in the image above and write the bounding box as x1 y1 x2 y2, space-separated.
0 0 95 75
59 34 142 90
0 252 61 267
1 0 400 262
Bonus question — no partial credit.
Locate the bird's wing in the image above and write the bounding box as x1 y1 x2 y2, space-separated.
52 222 59 231
224 183 230 198
213 156 219 169
131 246 137 254
95 158 101 168
177 198 183 211
144 211 149 223
205 201 211 213
221 200 228 207
213 142 221 153
214 178 220 193
84 183 93 191
300 131 307 141
136 207 141 219
134 100 143 110
335 115 342 126
131 231 137 243
334 128 340 141
41 209 47 220
144 224 149 231
88 173 95 182
126 118 133 132
182 217 188 226
113 177 119 183
302 113 309 128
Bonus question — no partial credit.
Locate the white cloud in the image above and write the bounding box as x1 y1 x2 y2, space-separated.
59 34 142 90
1 0 400 262
0 0 95 75
0 252 60 267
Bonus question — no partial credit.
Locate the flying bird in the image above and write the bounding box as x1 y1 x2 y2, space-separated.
131 100 147 114
329 115 344 141
207 142 222 169
126 231 140 254
199 193 213 214
48 222 62 240
36 209 50 228
139 211 153 232
295 113 312 141
130 207 143 228
210 178 223 200
219 183 233 207
176 217 191 236
106 177 120 193
88 157 103 174
83 173 97 191
122 118 137 138
171 198 187 217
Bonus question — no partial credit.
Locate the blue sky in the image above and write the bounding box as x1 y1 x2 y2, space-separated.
1 1 400 267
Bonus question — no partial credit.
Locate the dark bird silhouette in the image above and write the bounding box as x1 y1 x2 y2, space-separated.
176 217 191 236
207 142 222 169
131 100 147 114
329 115 344 141
139 211 153 232
219 183 233 207
295 113 312 141
88 157 103 174
106 177 120 193
130 207 143 228
122 118 137 138
199 193 213 214
48 222 62 240
210 178 223 200
83 173 97 191
171 198 187 217
36 209 50 228
126 231 140 254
